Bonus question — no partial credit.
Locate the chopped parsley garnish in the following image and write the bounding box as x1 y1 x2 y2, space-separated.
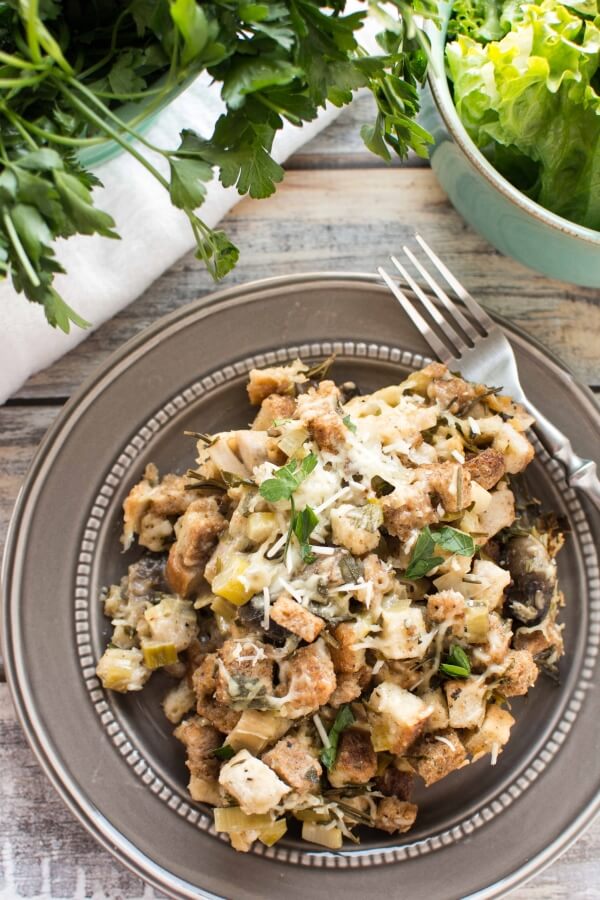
439 644 471 679
343 415 357 433
371 474 395 497
404 525 475 579
259 453 318 503
320 705 355 770
292 505 319 563
211 744 236 760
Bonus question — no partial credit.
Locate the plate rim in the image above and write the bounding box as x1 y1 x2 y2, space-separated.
3 271 600 899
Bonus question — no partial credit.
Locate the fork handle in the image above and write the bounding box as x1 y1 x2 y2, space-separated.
526 400 600 513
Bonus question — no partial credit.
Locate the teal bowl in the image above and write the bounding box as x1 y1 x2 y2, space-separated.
420 1 600 287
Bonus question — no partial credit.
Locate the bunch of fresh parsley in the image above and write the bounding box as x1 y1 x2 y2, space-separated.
0 0 435 331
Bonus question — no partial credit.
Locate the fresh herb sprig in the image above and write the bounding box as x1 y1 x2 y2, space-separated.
405 525 475 579
439 644 471 679
260 453 319 561
320 704 355 770
0 1 435 331
293 504 319 563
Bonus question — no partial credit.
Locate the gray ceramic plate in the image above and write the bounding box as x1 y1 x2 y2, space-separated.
3 274 600 900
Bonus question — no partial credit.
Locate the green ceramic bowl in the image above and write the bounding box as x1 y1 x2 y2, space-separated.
420 1 600 287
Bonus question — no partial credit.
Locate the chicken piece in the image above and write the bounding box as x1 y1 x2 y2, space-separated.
192 653 242 734
426 589 465 635
411 729 467 786
368 682 432 754
215 640 274 709
465 448 505 490
277 638 337 718
174 717 222 805
464 704 515 762
420 688 450 733
328 728 377 787
330 621 368 674
476 485 515 540
329 668 372 707
270 594 325 643
219 749 291 814
247 359 308 405
144 596 198 652
165 497 227 597
374 797 418 834
500 649 539 697
375 765 414 800
262 735 322 794
330 503 383 556
493 423 535 474
444 677 487 730
121 463 197 552
252 393 297 430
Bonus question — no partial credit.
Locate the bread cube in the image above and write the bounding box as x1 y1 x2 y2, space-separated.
219 749 291 814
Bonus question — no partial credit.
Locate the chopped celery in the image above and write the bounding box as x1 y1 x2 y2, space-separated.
142 641 178 669
211 554 253 606
301 822 343 849
294 809 331 824
465 601 489 643
213 807 272 833
258 818 288 847
228 710 291 754
277 426 309 458
246 512 277 543
210 596 237 622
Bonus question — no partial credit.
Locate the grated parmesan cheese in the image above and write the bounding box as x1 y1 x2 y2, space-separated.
313 713 331 748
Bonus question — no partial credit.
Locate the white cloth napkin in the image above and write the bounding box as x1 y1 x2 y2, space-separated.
0 75 346 402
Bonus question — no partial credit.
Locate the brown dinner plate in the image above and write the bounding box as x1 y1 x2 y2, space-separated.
3 273 600 899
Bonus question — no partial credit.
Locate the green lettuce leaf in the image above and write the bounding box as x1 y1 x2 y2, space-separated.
446 0 600 229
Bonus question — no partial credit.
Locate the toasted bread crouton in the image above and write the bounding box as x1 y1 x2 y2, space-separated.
500 649 539 697
421 688 450 733
252 393 297 430
296 379 340 419
328 728 377 787
329 668 372 707
174 717 222 804
263 735 322 793
215 640 274 709
270 594 325 643
383 481 437 539
426 589 465 634
374 660 422 691
378 605 434 660
411 729 467 786
463 559 511 611
426 368 483 414
444 677 487 730
464 704 515 762
424 461 472 515
374 797 418 834
278 638 337 718
363 554 396 605
330 503 383 556
121 463 197 552
375 765 414 800
219 749 291 814
247 360 308 405
513 622 564 658
330 621 368 674
308 412 347 453
473 612 512 667
192 653 242 734
465 448 506 490
369 682 432 754
166 497 227 597
163 679 197 724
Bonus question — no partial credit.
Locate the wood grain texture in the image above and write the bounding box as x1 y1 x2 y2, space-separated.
13 168 600 401
0 686 598 900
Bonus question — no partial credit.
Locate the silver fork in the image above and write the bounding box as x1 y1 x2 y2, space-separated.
378 234 600 512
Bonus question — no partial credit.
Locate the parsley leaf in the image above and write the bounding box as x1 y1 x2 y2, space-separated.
320 705 355 770
439 644 471 679
259 452 318 502
371 474 395 497
292 504 319 562
211 744 236 760
404 526 475 579
343 414 357 433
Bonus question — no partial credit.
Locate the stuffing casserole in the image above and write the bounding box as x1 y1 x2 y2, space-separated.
97 358 565 852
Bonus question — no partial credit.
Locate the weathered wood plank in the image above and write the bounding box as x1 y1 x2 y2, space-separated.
12 168 600 401
0 686 598 899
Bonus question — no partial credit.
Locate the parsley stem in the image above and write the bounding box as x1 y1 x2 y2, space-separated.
2 210 40 287
25 0 41 65
0 50 40 70
11 114 106 147
1 107 38 149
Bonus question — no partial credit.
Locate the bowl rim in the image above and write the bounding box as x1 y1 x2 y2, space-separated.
425 3 600 247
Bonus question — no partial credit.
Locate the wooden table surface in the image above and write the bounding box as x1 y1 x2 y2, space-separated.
1 94 599 900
